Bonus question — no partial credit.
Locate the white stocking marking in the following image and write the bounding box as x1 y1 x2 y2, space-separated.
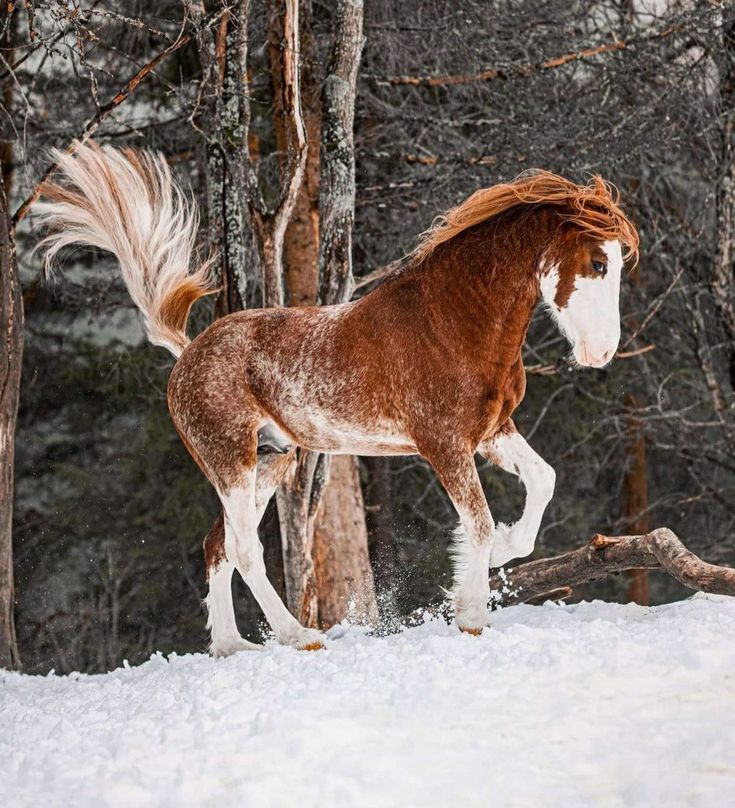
482 431 556 568
206 561 260 656
220 482 324 648
451 522 493 630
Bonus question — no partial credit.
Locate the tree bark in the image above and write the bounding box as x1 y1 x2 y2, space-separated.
270 0 321 308
313 455 378 625
362 456 397 591
0 4 21 671
310 0 376 627
305 0 377 626
265 4 322 623
622 394 650 605
191 3 250 313
712 7 735 393
317 0 363 307
488 529 735 607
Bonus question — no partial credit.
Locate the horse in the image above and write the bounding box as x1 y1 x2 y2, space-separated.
36 142 639 655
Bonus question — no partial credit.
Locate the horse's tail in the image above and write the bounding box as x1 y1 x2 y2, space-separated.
35 141 217 358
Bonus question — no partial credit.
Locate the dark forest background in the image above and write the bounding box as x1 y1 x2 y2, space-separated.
2 0 734 673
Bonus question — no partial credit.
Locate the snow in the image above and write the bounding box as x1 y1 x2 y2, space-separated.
2 595 735 808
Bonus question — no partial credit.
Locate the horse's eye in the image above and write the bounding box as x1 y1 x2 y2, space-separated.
592 260 607 275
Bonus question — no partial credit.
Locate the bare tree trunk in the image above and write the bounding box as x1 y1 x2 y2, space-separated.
266 1 326 626
0 178 21 671
313 455 378 625
317 0 363 307
712 7 735 392
191 3 250 313
310 0 376 625
622 393 650 604
192 0 375 628
287 0 377 627
362 456 397 590
0 4 21 670
271 0 321 308
195 0 316 625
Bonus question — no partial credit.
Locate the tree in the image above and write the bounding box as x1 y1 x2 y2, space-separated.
712 4 735 394
192 0 377 628
0 3 21 670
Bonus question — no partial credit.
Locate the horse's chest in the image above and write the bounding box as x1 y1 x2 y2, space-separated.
477 363 526 435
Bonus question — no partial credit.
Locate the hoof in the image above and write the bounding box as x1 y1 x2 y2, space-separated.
210 636 262 657
284 626 326 650
459 626 485 636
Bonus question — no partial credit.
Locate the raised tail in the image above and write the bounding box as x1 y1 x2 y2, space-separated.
35 141 217 358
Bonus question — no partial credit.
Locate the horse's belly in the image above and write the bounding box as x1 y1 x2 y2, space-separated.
272 406 417 456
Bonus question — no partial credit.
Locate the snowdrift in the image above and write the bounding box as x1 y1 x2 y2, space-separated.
2 595 735 808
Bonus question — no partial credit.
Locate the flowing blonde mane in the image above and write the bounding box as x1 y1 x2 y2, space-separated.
413 170 640 265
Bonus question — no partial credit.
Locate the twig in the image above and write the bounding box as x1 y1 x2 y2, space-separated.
525 343 655 375
620 268 683 350
352 258 405 291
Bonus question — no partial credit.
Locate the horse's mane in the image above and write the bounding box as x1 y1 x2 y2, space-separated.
413 170 640 266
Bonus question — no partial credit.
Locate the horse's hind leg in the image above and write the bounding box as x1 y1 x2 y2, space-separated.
169 367 321 651
204 446 321 654
204 513 260 656
219 459 324 650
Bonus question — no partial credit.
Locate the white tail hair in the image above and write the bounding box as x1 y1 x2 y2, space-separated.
35 141 217 358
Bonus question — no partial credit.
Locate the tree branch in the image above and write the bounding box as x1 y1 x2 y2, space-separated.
12 9 226 227
525 343 655 376
489 528 735 606
381 23 684 88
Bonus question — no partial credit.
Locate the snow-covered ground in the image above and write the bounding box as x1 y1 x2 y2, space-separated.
2 594 734 808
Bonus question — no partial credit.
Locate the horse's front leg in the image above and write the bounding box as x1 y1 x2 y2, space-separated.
477 420 556 568
424 448 495 634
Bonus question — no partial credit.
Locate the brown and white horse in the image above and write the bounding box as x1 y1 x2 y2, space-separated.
37 143 639 654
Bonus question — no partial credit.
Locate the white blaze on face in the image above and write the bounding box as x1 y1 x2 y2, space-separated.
540 239 623 369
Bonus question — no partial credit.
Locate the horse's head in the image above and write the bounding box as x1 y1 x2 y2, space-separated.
540 233 624 369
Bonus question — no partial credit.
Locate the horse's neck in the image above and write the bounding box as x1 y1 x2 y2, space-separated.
418 212 550 362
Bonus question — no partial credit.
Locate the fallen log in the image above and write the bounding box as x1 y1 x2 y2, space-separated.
488 528 735 606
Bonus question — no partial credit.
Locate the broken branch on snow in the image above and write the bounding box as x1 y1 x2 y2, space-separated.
489 527 735 606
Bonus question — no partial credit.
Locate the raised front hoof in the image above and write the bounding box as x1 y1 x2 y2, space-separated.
210 636 262 657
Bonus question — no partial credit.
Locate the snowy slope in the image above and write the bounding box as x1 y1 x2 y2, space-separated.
2 595 735 808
